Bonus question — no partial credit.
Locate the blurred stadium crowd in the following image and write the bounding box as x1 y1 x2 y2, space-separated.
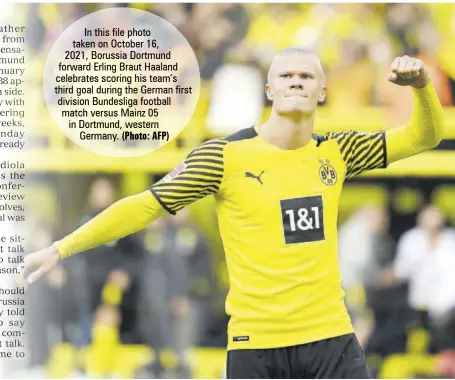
23 2 455 135
12 2 455 378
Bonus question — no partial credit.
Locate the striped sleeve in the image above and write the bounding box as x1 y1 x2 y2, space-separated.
150 138 227 214
327 130 387 179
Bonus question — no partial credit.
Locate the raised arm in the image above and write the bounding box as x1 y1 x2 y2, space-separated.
385 56 445 164
19 138 227 285
327 56 445 180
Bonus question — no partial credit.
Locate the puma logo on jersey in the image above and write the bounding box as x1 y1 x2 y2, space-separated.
245 171 264 185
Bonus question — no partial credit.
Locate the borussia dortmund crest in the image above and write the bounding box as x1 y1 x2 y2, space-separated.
319 162 337 186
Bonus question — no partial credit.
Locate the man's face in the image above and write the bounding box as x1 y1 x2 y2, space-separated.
418 205 444 233
266 52 326 116
89 178 115 210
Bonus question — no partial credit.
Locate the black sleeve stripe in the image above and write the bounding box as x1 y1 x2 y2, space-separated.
340 134 358 162
348 152 380 178
350 136 381 161
185 164 223 172
195 145 226 152
202 140 227 146
354 134 382 162
329 131 345 140
180 170 223 178
346 133 373 157
153 182 219 191
348 141 371 168
348 154 384 179
185 153 224 165
346 135 382 175
195 146 225 152
158 193 209 201
170 175 222 184
328 130 387 179
188 146 225 157
338 131 355 153
367 142 386 165
197 140 227 150
381 132 387 168
360 137 384 162
150 188 176 215
160 184 218 197
185 157 223 165
159 190 216 201
339 131 357 154
154 186 219 195
347 143 385 178
333 131 349 145
352 133 379 152
150 138 228 214
170 193 213 210
187 152 223 159
364 154 385 171
200 137 226 145
153 181 218 189
166 192 214 211
155 185 218 206
349 138 384 174
164 183 219 192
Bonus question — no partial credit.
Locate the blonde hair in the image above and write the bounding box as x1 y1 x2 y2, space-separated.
267 46 326 84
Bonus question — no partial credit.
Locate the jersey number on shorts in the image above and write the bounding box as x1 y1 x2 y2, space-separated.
280 195 325 244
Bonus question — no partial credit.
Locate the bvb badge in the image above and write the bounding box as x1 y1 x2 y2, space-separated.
318 159 337 186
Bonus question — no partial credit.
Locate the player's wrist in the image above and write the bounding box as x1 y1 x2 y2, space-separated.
51 242 65 260
411 80 435 98
411 74 430 89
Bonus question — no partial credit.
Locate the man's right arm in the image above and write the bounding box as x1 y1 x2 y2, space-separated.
55 191 166 258
19 138 227 284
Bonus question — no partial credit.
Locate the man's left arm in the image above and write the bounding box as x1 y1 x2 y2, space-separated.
330 56 446 180
385 55 445 164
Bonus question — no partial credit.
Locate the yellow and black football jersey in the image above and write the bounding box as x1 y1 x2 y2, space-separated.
150 125 387 350
50 83 443 351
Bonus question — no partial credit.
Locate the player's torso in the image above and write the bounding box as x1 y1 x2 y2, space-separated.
217 134 353 349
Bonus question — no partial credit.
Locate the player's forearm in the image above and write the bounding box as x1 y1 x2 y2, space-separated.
54 191 166 259
386 82 445 163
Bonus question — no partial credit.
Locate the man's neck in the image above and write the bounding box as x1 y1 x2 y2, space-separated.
258 109 315 150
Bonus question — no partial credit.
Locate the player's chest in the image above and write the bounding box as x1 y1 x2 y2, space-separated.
221 152 344 244
225 152 343 201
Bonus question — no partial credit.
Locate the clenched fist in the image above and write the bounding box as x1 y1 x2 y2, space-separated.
388 56 430 89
